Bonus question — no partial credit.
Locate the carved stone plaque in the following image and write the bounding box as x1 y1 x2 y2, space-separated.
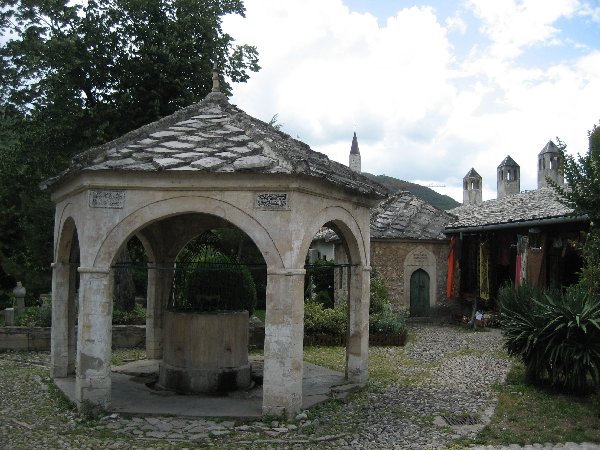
255 192 289 210
89 190 126 209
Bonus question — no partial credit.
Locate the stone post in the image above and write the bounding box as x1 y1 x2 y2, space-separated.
262 269 305 417
346 265 370 383
51 262 71 378
4 308 15 326
13 282 26 316
75 267 113 409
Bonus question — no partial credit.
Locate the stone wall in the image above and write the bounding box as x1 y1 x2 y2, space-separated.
1 323 266 352
371 239 450 314
0 325 145 351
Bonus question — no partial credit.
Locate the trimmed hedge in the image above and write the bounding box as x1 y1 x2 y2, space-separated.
170 246 257 314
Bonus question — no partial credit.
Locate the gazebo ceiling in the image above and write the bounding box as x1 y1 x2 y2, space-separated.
43 91 387 200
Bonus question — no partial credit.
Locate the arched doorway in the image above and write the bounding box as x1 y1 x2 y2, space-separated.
410 269 430 317
51 217 80 378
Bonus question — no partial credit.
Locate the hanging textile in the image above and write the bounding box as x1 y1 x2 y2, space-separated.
447 235 456 299
528 247 544 287
479 239 490 300
515 255 521 287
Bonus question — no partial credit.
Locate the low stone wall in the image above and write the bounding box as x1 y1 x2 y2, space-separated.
0 325 146 351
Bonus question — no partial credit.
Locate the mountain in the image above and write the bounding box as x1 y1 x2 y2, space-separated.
362 173 460 211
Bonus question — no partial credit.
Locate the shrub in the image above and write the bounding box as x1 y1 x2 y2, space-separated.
15 301 52 327
304 300 347 335
370 304 406 335
305 259 335 306
113 303 146 325
370 271 390 314
170 245 257 314
500 282 600 394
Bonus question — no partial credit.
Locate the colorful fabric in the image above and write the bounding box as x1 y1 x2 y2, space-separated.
447 235 455 298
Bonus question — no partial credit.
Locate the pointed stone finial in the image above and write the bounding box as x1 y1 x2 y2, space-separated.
212 63 220 93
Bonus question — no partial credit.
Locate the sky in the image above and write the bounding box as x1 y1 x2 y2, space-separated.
222 0 600 203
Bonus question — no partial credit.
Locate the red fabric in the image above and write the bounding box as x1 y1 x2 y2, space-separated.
447 235 455 298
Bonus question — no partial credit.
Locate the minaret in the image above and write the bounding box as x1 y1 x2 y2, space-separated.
463 168 482 205
538 140 563 188
349 132 361 173
497 155 520 199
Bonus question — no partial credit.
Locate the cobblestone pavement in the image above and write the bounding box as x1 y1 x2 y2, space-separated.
1 325 598 449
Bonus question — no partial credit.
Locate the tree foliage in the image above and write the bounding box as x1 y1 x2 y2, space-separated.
0 0 260 295
552 124 600 223
551 124 600 298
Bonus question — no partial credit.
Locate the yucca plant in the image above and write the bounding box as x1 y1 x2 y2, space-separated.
500 282 600 394
539 285 600 393
499 282 551 383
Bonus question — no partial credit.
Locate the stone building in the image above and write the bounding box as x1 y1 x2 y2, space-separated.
331 190 453 316
43 79 386 416
446 144 587 301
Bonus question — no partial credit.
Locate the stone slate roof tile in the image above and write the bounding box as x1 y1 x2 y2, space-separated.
312 191 452 243
446 187 573 229
43 91 388 199
370 191 453 240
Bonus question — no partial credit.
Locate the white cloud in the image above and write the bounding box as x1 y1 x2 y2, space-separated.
224 0 599 202
465 0 579 60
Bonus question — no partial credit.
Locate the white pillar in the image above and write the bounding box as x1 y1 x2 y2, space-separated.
346 265 370 383
75 267 113 409
262 269 305 417
51 262 70 378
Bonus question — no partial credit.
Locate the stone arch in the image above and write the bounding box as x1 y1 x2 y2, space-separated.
94 195 284 271
403 246 437 316
51 215 80 378
297 206 368 268
296 205 370 383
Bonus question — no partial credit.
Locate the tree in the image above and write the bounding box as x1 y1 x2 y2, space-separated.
0 0 260 297
551 123 600 297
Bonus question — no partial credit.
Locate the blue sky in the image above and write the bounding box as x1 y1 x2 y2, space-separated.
224 0 600 202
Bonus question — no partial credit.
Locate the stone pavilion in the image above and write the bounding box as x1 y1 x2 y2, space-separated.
43 77 386 417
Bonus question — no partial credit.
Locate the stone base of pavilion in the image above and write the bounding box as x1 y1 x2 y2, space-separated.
54 357 357 418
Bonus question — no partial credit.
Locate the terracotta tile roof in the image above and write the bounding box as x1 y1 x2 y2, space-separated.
446 187 575 230
43 92 387 199
370 191 453 240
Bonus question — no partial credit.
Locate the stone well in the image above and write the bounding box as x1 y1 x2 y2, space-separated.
158 310 251 393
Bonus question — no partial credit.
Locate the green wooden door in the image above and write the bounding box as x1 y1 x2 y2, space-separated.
410 269 430 317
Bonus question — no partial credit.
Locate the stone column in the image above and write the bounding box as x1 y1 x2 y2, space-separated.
262 269 305 417
346 265 370 383
75 267 113 409
51 262 70 378
146 262 174 360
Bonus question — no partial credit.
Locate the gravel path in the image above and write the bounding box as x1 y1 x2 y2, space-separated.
1 325 598 449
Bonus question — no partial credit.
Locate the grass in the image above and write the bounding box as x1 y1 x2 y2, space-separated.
466 361 600 445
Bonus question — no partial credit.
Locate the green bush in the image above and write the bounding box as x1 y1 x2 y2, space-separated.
113 303 146 325
305 259 335 306
15 301 52 327
500 282 600 394
304 300 347 335
370 304 406 335
370 272 390 314
170 245 257 314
